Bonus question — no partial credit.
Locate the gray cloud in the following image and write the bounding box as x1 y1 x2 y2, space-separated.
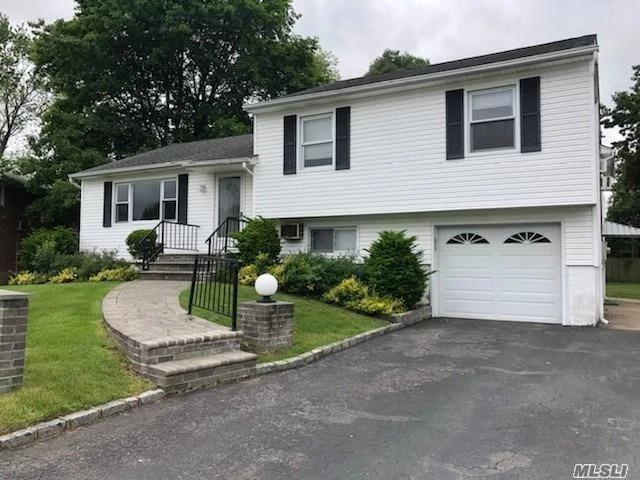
3 0 637 144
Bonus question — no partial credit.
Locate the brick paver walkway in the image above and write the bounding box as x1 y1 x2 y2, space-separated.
102 281 228 345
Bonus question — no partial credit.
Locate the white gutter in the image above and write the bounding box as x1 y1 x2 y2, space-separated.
241 161 256 218
244 45 598 113
68 177 81 189
70 156 257 179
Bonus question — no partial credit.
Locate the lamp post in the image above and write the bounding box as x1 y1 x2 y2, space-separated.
254 273 278 303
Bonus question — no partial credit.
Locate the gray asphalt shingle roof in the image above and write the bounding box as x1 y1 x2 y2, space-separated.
276 34 598 100
75 134 254 176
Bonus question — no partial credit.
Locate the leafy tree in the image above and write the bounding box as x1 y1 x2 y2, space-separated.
365 49 429 76
21 0 337 228
603 65 640 227
0 15 47 159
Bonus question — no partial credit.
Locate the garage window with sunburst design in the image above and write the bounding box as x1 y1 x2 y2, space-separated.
504 232 551 244
446 233 490 244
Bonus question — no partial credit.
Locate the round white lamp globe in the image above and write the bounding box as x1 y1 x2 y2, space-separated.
255 273 278 303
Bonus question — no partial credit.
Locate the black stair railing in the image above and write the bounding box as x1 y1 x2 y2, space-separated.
205 216 249 257
138 220 200 270
188 255 240 330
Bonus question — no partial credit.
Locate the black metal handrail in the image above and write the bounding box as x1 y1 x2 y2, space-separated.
205 215 249 257
138 220 200 270
187 255 240 330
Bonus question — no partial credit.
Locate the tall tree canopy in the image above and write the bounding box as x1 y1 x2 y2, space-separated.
0 15 46 161
603 65 640 226
20 0 338 227
365 49 429 76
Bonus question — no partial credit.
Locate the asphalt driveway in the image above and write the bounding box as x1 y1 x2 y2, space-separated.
2 319 640 480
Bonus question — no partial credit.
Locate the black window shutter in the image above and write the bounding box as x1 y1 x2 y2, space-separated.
177 174 188 224
335 106 351 170
520 77 541 152
446 89 464 160
283 115 297 175
103 181 112 228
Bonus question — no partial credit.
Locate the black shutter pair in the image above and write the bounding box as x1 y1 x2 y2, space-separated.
102 174 189 227
283 107 350 175
445 77 541 159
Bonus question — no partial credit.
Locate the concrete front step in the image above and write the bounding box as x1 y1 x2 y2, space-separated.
146 351 257 393
157 253 200 263
139 270 193 281
141 331 243 364
148 261 196 272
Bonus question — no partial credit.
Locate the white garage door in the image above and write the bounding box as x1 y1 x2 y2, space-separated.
437 224 562 324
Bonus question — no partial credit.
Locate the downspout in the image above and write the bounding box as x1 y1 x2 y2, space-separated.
68 176 81 189
242 162 255 218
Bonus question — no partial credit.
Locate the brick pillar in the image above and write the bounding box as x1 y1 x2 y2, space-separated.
0 290 29 393
237 301 294 352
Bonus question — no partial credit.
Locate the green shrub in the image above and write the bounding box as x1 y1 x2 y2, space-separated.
363 230 427 309
323 276 369 305
65 250 129 280
238 264 258 286
49 268 78 284
20 227 78 272
280 253 361 296
346 295 405 316
268 263 285 285
89 266 139 282
126 229 157 260
231 217 281 265
8 271 49 285
254 252 274 274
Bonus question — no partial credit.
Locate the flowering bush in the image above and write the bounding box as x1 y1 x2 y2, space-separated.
238 264 258 286
9 271 49 285
346 295 404 316
89 266 138 282
323 276 368 305
49 268 78 284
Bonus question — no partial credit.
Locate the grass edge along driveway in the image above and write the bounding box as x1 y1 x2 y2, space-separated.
179 285 389 363
606 282 640 300
0 282 151 434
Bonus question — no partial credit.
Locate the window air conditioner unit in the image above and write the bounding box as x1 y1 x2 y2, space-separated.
280 223 304 240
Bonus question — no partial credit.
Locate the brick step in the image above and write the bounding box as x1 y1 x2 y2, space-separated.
139 270 193 281
146 351 257 393
141 331 243 364
147 261 196 272
157 254 200 263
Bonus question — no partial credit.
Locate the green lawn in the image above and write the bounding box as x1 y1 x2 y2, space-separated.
606 282 640 300
179 285 388 363
0 282 150 434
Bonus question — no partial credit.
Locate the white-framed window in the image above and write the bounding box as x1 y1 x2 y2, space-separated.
469 86 516 152
310 227 357 253
300 113 333 168
114 179 177 223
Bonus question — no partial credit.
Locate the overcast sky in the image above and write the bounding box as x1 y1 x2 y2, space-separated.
3 0 638 145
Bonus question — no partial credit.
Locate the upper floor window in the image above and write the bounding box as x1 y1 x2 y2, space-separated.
115 179 177 223
469 86 515 152
301 113 333 168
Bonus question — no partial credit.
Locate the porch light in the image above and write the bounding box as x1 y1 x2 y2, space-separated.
255 273 278 303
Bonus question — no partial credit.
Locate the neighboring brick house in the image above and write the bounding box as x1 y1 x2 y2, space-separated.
0 174 29 284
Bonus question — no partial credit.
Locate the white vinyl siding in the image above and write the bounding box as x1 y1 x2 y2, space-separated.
279 205 595 267
253 60 597 219
79 169 253 259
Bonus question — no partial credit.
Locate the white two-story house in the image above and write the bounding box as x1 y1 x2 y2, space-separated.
71 34 603 326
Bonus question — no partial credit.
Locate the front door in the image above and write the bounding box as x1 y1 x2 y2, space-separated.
218 176 241 230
